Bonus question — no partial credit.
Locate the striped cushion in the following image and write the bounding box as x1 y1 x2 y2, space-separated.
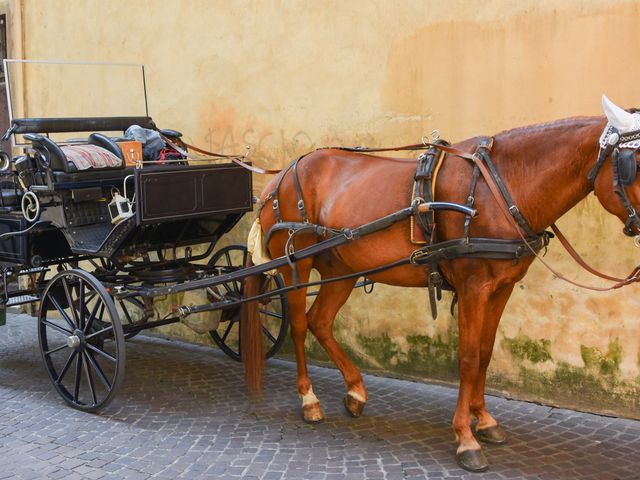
61 144 123 170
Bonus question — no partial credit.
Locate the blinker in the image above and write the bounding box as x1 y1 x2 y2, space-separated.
617 148 638 187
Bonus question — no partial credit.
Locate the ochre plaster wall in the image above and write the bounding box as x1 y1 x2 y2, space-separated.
9 0 640 417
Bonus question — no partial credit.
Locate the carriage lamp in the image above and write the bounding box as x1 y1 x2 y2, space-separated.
108 192 134 224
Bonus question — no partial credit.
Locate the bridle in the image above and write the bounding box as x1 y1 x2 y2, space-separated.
587 123 640 237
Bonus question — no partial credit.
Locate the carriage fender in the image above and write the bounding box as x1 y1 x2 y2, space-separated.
247 218 276 274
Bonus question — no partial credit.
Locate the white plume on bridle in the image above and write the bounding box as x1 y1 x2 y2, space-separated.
600 95 640 149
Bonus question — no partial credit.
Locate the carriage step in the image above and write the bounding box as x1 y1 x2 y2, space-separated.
7 295 39 306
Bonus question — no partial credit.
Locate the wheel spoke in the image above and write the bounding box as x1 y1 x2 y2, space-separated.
222 282 234 294
73 352 83 402
62 277 80 328
83 291 98 310
85 343 117 363
83 298 102 334
259 309 283 319
77 279 85 330
119 300 133 324
48 295 75 331
85 325 113 341
220 321 234 343
56 350 77 384
42 319 73 336
261 325 277 345
44 342 69 356
82 352 97 405
85 350 111 390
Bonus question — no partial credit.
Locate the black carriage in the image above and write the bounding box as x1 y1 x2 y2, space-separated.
0 60 289 411
0 60 476 413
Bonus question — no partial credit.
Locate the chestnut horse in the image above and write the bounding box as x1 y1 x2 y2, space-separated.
242 96 640 472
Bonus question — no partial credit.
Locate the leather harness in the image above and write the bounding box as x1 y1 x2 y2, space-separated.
253 137 552 318
172 131 640 315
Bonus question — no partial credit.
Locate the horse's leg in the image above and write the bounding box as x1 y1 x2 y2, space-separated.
453 280 511 472
306 275 365 417
470 284 514 445
278 260 324 423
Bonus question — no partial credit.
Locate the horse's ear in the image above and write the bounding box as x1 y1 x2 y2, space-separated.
602 94 635 132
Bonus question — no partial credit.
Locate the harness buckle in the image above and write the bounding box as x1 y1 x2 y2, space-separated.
429 270 442 287
272 199 279 210
297 200 305 210
508 205 520 216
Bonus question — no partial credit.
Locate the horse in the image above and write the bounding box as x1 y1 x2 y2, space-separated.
240 95 640 472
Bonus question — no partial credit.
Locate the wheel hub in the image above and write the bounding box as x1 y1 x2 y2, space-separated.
66 334 81 349
66 329 86 350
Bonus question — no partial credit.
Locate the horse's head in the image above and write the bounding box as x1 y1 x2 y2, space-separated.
591 95 640 240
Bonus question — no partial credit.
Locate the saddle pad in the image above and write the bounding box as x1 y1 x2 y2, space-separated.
61 144 123 170
411 148 446 244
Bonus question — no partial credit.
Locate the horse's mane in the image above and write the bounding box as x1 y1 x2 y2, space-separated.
496 116 600 140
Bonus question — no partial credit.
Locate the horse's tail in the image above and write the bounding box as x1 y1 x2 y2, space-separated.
241 255 264 396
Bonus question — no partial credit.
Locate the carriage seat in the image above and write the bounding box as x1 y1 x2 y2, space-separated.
27 133 125 173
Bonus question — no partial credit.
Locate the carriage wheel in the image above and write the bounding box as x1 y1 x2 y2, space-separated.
208 245 289 362
38 269 125 412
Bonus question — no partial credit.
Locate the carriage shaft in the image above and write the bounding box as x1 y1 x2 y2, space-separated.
127 234 350 299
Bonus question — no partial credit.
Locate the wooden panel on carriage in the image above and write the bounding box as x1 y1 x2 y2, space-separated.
135 163 253 225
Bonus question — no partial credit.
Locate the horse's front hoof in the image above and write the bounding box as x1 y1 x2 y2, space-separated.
456 448 489 473
475 424 508 444
343 394 366 418
302 402 325 424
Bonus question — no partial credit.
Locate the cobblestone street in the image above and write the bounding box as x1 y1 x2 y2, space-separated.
0 313 638 479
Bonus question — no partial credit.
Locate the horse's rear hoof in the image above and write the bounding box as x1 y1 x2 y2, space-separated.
475 424 508 444
302 403 325 424
456 448 489 472
343 394 366 417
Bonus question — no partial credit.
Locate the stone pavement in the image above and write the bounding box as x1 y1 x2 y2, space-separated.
0 312 638 480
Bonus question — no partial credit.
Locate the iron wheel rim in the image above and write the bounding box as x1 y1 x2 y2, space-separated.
38 269 125 412
208 245 289 362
